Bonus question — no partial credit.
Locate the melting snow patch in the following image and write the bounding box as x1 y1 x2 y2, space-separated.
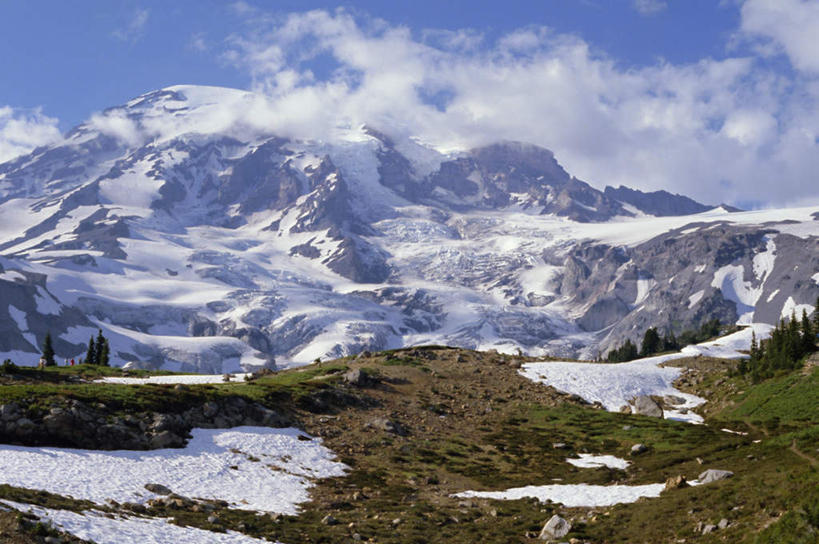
454 482 664 507
0 427 346 514
521 326 772 425
566 454 629 470
780 296 814 319
97 373 251 385
1 501 274 544
813 273 819 286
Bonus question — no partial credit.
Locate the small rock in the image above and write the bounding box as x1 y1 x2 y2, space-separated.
539 514 571 540
702 524 716 535
44 537 63 544
344 368 372 387
718 518 730 529
207 514 220 524
552 442 568 449
630 443 648 455
698 469 734 484
322 514 339 526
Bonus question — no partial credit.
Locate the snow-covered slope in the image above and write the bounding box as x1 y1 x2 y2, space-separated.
1 85 817 370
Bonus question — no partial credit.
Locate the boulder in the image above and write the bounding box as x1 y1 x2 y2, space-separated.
144 483 173 495
630 443 648 455
663 475 689 491
539 514 571 540
632 396 663 418
150 431 185 449
344 368 371 387
698 469 734 484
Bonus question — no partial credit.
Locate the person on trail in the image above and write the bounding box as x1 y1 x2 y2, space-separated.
37 357 46 369
70 358 75 366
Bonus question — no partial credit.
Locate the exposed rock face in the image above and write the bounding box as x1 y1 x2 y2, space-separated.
1 85 817 370
0 397 289 450
604 185 716 216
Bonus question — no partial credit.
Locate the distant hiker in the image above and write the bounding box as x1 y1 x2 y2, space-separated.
37 357 46 369
70 358 75 366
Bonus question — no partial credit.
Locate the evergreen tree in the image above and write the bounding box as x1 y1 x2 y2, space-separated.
640 327 661 357
99 338 110 366
41 332 56 366
94 330 105 366
85 336 97 365
800 309 815 355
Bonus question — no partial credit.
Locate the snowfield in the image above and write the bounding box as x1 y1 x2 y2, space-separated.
96 373 251 385
0 427 347 514
521 325 772 424
2 500 276 544
454 482 665 507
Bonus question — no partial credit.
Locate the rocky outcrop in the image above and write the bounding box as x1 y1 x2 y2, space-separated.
0 397 289 450
539 514 571 540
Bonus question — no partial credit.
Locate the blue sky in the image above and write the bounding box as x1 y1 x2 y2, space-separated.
0 0 741 129
0 0 817 207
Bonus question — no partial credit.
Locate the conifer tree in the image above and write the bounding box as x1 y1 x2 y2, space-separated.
94 330 105 366
85 336 97 365
41 332 56 366
99 337 110 367
640 327 661 357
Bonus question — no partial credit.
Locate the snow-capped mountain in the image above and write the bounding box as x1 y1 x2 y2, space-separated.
1 85 817 371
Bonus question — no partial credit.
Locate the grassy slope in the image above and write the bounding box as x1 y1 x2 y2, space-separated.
0 349 816 543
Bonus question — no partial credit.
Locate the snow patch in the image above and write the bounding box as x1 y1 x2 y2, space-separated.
711 265 762 324
752 236 776 282
566 454 629 470
688 290 704 308
97 373 251 385
0 427 347 514
1 501 273 544
454 482 664 507
780 296 814 320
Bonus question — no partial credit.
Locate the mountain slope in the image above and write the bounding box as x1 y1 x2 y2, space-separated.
0 85 817 370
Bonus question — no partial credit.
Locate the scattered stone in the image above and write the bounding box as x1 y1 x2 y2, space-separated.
630 443 648 455
150 430 185 449
322 514 339 526
718 518 730 529
44 537 63 544
144 483 172 495
663 395 686 406
698 469 734 484
539 514 571 540
365 417 408 436
632 396 663 418
702 524 716 535
552 442 569 450
207 514 220 524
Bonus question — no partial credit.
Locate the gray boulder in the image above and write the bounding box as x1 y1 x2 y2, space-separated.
698 469 734 484
539 514 571 540
632 396 663 418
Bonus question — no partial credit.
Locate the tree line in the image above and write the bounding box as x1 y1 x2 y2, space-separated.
742 299 819 382
38 329 111 366
606 318 726 363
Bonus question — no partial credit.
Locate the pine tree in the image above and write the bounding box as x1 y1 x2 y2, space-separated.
41 332 56 366
94 330 105 366
640 327 661 357
99 338 110 367
85 336 97 366
800 309 815 355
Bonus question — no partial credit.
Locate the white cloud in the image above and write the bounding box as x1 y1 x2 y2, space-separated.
210 9 819 207
88 110 144 147
740 0 819 74
112 8 150 43
189 32 208 52
633 0 668 15
0 106 62 163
